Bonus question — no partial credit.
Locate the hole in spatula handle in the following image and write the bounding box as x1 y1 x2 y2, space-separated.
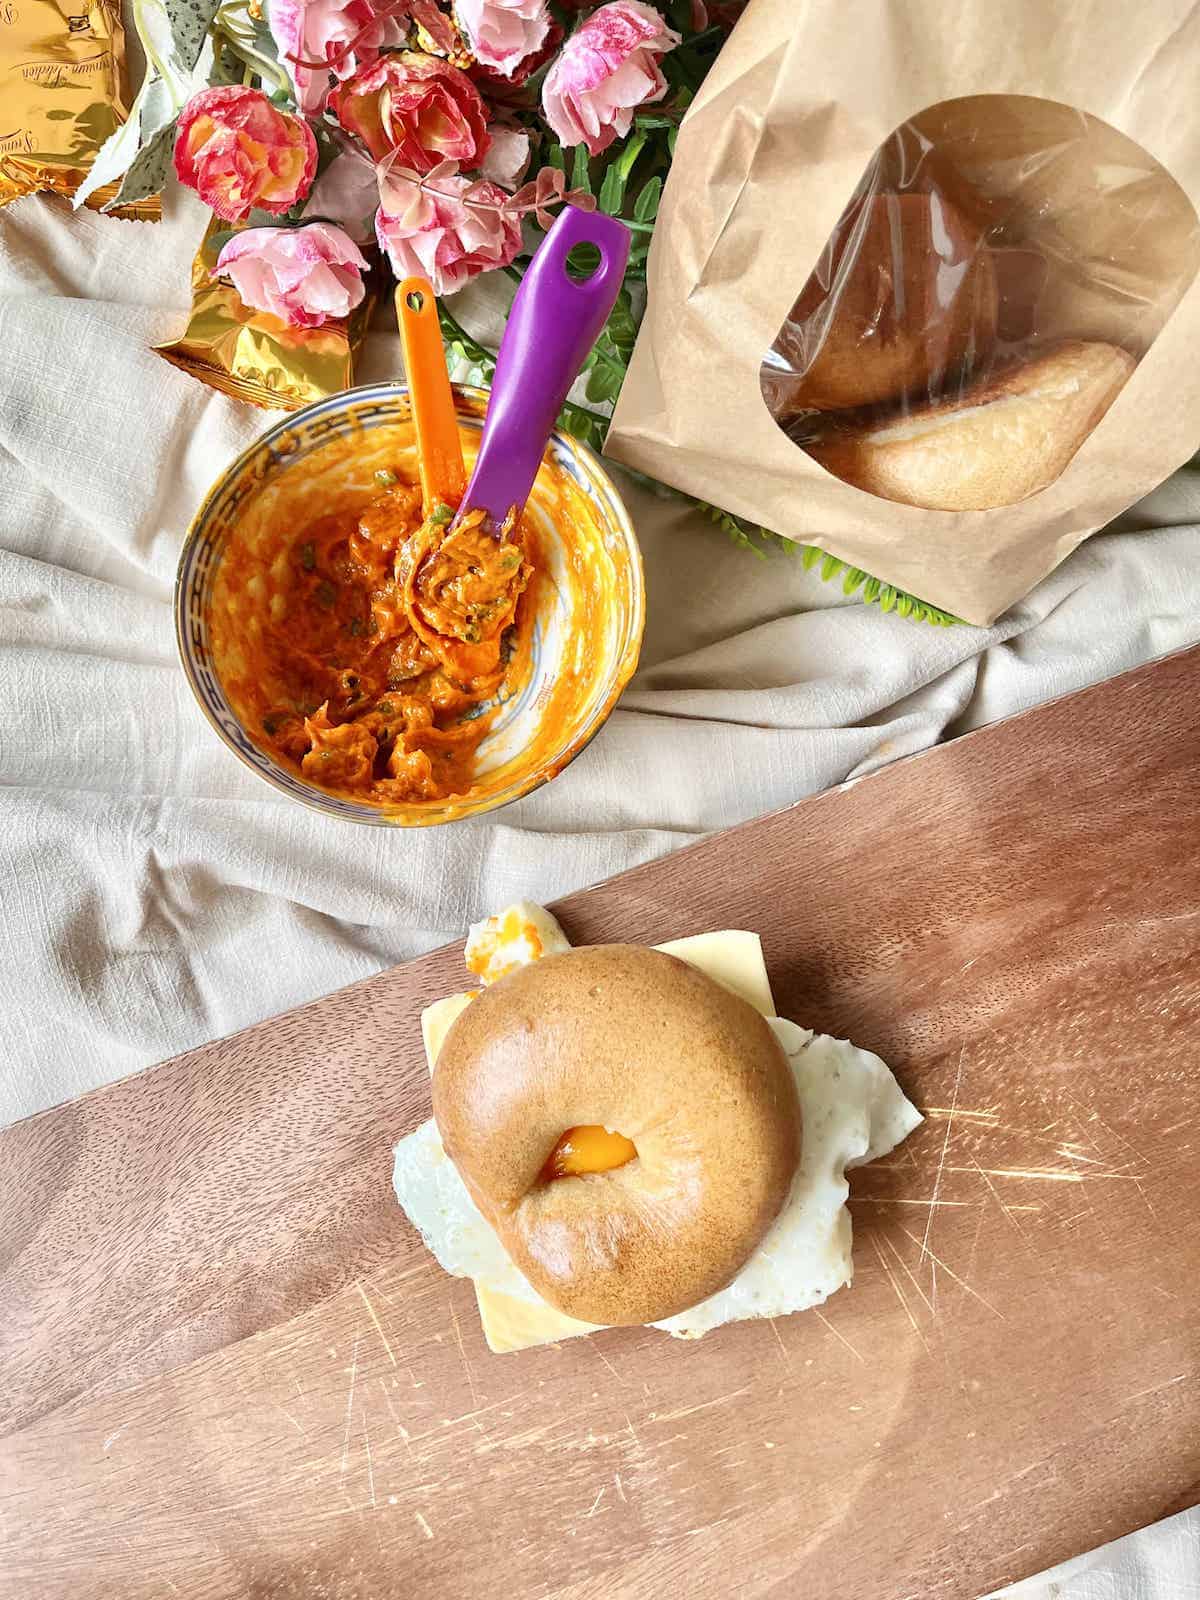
566 243 603 283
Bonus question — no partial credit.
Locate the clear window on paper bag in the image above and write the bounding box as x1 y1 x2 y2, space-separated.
760 95 1200 511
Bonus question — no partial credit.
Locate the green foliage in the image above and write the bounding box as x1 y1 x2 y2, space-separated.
110 118 177 207
685 504 958 621
162 0 222 72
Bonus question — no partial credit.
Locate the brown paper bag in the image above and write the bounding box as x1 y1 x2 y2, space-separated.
606 0 1200 624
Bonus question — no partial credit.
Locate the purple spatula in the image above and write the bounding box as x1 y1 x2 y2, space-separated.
454 204 631 535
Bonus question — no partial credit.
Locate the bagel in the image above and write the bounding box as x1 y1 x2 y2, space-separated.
809 339 1135 511
761 191 998 417
430 943 801 1326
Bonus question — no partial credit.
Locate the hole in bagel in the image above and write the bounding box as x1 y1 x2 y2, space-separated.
541 1125 637 1182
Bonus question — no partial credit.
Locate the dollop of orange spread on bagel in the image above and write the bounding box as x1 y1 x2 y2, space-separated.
542 1125 637 1181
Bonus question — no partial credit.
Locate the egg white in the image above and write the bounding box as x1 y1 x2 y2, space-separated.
392 1011 921 1340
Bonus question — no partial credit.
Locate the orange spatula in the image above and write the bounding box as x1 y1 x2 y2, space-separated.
395 277 466 515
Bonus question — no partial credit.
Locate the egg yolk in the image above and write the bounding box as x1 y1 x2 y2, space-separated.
542 1125 637 1181
466 910 543 985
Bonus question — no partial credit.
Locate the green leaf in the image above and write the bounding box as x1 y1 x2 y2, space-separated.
634 176 662 223
612 129 648 183
583 361 623 406
105 118 176 208
693 502 794 560
163 0 221 72
206 226 238 257
596 129 647 216
841 566 867 596
598 163 624 216
601 287 638 356
558 401 610 451
820 552 843 582
570 144 592 194
547 144 566 173
800 545 822 572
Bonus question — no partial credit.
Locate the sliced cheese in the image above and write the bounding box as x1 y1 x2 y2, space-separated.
654 929 775 1017
419 930 776 1353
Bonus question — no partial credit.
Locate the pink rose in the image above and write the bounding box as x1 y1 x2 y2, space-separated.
214 222 369 329
541 0 680 156
301 136 379 242
375 175 522 295
174 86 317 223
331 52 491 174
456 0 551 78
268 0 403 115
478 126 531 189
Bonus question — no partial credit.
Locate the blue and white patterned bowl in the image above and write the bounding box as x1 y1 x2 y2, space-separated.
175 384 644 827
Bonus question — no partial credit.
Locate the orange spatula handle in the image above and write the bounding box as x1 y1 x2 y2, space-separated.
396 278 466 513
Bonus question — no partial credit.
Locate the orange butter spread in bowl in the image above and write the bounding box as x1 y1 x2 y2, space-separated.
212 478 533 804
193 388 644 823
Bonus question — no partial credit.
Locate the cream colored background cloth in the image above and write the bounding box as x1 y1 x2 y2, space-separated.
1 187 1197 1596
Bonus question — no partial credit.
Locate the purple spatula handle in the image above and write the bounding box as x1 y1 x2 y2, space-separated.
460 205 631 528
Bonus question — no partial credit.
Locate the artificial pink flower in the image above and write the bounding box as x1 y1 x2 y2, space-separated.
478 125 531 188
267 0 404 115
541 0 680 156
331 52 491 174
456 0 551 78
302 138 379 242
472 18 563 91
375 175 522 295
174 86 317 223
214 222 369 328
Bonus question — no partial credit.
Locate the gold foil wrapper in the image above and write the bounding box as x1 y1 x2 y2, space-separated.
155 220 375 411
0 0 159 218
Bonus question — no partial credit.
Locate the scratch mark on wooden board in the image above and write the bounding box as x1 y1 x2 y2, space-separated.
650 1387 751 1426
1123 1374 1186 1406
813 1308 865 1363
339 1336 360 1480
356 1284 397 1367
920 1049 963 1304
868 1232 929 1352
446 1297 479 1409
361 1411 376 1508
880 1232 934 1320
897 1225 1005 1320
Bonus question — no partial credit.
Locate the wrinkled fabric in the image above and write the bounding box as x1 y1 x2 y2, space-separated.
1 183 1198 1595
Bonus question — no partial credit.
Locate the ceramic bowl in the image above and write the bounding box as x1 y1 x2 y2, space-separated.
175 384 644 826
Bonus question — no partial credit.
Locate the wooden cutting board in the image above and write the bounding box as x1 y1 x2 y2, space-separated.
2 647 1199 1600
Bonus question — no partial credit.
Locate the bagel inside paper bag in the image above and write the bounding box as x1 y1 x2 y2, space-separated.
605 0 1200 624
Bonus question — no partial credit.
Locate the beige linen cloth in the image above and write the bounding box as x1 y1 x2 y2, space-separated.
1 187 1198 1597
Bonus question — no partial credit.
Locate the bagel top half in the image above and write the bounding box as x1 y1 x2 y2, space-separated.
431 944 801 1326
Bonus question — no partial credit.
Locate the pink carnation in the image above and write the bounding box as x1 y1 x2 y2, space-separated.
375 175 522 295
268 0 404 115
332 52 491 174
541 1 680 156
215 223 369 329
456 0 551 78
173 86 317 223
